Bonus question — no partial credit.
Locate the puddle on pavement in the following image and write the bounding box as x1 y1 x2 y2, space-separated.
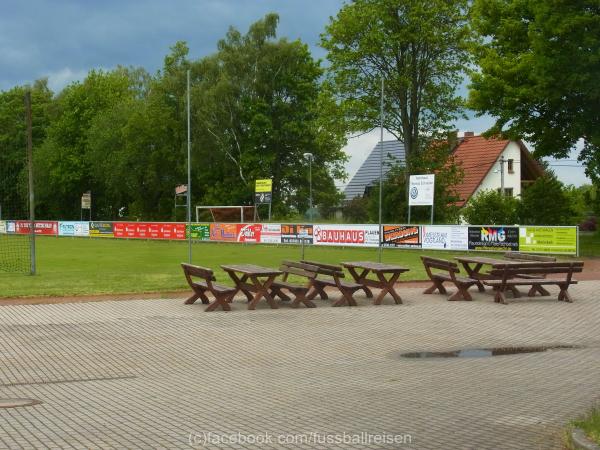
400 345 580 359
0 398 42 408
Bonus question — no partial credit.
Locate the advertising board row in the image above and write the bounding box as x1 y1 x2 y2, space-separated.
0 220 578 255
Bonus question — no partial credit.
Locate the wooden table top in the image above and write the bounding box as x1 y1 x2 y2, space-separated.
220 264 282 276
454 256 539 266
341 261 410 273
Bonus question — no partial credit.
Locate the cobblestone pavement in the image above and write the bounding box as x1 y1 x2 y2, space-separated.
1 282 600 449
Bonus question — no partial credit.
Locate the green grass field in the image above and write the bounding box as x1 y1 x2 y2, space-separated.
0 236 483 298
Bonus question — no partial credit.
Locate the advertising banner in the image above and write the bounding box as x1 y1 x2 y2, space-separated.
260 223 281 244
5 221 16 233
313 224 379 247
210 223 239 242
237 223 262 243
0 221 6 234
90 222 114 237
281 224 313 244
58 221 90 237
15 221 58 235
113 222 185 239
188 223 210 240
519 227 577 254
382 225 420 248
408 174 435 206
421 226 468 250
468 226 519 251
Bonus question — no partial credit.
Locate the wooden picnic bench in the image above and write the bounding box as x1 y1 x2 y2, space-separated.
484 261 584 304
300 260 363 306
181 263 237 312
421 256 479 301
503 252 556 262
341 261 409 304
221 264 283 310
270 261 320 308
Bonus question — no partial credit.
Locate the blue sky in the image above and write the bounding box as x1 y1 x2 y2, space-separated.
1 0 588 186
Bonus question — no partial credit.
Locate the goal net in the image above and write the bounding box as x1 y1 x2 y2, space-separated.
195 206 257 223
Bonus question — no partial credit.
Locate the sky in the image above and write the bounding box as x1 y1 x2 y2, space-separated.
1 0 589 187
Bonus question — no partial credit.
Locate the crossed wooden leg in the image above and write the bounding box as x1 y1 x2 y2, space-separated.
291 290 316 308
423 278 447 295
184 289 210 305
306 283 329 300
346 267 374 298
247 275 278 310
494 289 508 305
205 291 235 312
448 283 474 301
558 284 573 302
527 284 551 297
373 272 402 305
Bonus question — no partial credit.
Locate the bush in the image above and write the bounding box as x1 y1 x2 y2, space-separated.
519 175 579 225
462 190 520 225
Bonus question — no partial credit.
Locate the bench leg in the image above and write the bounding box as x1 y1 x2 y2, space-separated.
291 291 316 308
558 284 573 302
184 293 201 305
423 279 447 295
508 286 521 298
205 292 234 312
333 288 358 307
494 289 508 305
448 284 473 301
271 285 291 302
307 284 329 300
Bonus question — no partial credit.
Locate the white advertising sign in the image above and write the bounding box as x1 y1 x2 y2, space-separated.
0 221 6 234
422 225 468 250
408 174 435 206
313 224 379 247
58 221 90 237
260 223 282 244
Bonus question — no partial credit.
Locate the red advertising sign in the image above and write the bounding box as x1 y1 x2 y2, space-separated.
210 223 238 242
113 222 185 240
15 221 58 235
237 224 262 242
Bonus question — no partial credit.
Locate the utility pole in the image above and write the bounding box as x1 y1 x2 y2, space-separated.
24 90 36 275
378 77 384 262
186 69 192 264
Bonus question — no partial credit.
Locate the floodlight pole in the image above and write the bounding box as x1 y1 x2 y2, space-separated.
303 153 314 223
25 90 36 275
186 69 192 264
378 77 384 263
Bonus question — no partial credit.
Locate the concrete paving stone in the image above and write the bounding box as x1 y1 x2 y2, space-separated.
0 282 599 448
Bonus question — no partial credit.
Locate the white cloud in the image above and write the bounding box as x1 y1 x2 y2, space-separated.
46 67 89 93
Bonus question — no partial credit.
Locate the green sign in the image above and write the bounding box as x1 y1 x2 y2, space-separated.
518 227 577 254
187 223 210 240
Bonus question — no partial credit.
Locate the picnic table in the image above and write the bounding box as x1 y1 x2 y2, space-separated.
221 264 282 310
341 261 410 305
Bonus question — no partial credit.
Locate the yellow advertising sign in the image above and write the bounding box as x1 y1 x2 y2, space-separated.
519 227 577 255
255 179 272 193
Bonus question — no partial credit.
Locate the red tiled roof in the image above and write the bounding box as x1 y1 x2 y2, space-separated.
451 135 510 206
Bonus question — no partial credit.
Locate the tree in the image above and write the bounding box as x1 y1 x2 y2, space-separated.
519 174 580 225
469 0 600 177
192 14 346 215
462 190 520 225
321 0 473 161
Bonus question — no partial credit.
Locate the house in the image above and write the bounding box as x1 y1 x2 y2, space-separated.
343 132 543 205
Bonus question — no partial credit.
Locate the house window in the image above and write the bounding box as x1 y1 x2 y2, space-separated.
507 158 514 173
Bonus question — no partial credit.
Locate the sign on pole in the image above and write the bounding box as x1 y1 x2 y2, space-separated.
81 191 91 209
408 175 435 206
254 179 273 220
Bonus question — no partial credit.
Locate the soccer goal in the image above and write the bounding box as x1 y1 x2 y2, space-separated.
195 206 257 223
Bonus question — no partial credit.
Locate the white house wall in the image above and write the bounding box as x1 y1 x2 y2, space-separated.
472 141 522 198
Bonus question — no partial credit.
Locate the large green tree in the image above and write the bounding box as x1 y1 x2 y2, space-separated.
192 14 346 215
321 0 473 161
469 0 600 178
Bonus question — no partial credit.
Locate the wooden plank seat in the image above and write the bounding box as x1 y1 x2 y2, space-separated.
300 260 363 306
270 261 320 308
421 256 478 301
181 263 236 312
484 261 584 304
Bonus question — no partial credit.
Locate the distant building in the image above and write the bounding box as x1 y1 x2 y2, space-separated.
343 133 543 205
343 140 405 202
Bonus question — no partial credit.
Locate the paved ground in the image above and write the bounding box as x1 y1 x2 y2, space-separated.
1 282 599 449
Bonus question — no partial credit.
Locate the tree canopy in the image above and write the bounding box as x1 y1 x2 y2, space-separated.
321 0 473 161
469 0 600 179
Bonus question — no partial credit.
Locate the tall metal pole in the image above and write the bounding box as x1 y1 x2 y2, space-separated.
378 77 384 262
186 69 192 264
309 157 313 223
24 91 36 275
